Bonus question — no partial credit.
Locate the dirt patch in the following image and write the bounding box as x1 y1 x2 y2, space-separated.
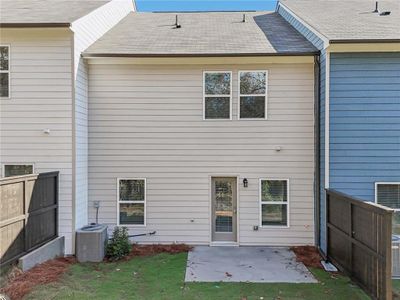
0 257 76 300
291 246 323 269
124 244 192 260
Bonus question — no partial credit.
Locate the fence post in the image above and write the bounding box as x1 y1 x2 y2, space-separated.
23 178 29 252
382 211 393 300
325 189 329 260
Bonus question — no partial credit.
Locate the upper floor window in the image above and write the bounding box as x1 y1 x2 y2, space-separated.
239 71 267 119
118 178 146 226
3 164 34 177
0 46 10 98
203 71 232 120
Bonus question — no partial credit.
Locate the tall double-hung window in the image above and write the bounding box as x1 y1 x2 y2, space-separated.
118 179 146 226
260 179 289 227
0 46 10 98
203 71 232 119
239 71 267 119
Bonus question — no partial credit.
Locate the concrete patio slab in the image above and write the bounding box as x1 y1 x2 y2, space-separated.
185 246 317 283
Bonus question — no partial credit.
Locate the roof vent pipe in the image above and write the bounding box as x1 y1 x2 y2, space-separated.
373 1 379 12
175 15 181 28
242 13 246 23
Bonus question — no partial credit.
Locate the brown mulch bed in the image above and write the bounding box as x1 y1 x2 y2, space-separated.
0 257 76 300
124 244 193 260
291 246 323 269
1 244 192 299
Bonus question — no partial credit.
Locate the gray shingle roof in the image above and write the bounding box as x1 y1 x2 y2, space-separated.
0 0 110 26
280 0 400 42
83 12 318 57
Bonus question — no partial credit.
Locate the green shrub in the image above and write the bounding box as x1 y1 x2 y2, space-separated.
106 227 131 261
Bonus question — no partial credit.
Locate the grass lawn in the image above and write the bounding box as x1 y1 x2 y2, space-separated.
25 252 369 300
393 280 400 299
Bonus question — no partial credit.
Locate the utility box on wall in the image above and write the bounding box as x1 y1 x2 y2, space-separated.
76 225 108 262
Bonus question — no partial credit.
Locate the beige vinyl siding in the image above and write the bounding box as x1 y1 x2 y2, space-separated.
88 63 315 245
71 0 133 229
0 28 74 253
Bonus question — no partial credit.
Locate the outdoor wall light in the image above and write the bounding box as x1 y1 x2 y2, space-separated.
243 178 248 188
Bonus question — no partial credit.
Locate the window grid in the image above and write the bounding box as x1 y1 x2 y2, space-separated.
238 70 268 120
375 182 400 212
203 71 232 120
117 178 146 226
0 45 10 98
259 178 290 228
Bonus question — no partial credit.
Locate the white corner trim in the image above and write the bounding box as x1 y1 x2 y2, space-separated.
277 3 330 49
324 52 330 189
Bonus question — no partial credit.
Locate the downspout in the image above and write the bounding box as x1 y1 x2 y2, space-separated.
314 55 320 249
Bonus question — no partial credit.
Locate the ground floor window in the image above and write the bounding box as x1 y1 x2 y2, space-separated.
376 182 400 234
260 179 289 227
118 178 146 226
3 164 34 177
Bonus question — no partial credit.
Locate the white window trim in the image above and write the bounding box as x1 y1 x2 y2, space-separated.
117 178 147 227
203 71 232 120
259 178 290 228
238 70 268 120
2 163 35 178
0 45 10 99
375 182 400 212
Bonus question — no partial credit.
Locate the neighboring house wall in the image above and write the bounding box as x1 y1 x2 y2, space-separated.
329 52 400 200
71 0 133 230
87 62 315 246
278 4 328 251
0 28 75 253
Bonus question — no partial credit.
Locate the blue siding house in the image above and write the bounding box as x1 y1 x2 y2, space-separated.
278 0 400 253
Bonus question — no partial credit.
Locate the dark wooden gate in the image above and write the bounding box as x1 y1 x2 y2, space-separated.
0 172 59 266
326 189 393 300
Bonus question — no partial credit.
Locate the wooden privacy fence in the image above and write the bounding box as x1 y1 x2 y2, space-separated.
0 172 59 266
326 189 393 300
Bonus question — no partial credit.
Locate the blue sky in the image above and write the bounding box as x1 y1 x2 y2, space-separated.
135 0 278 12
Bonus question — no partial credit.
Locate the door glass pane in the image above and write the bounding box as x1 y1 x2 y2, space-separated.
215 179 233 232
